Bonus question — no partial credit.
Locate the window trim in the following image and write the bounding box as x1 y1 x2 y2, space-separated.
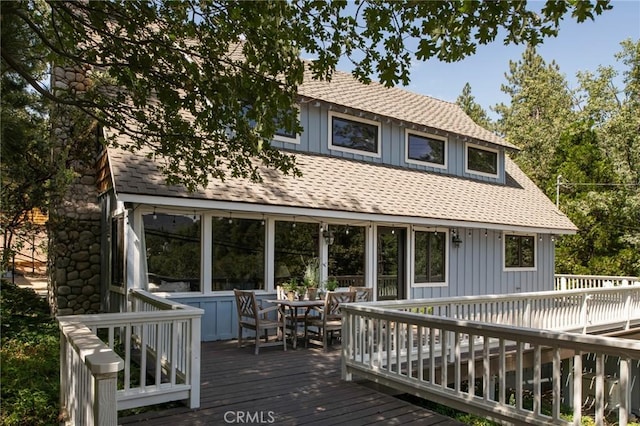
503 232 537 271
405 129 447 169
273 108 301 144
328 110 381 158
465 143 500 178
411 227 449 288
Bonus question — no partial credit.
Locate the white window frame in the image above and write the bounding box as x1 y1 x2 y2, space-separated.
328 110 381 158
465 142 500 178
502 232 537 272
405 129 447 169
273 107 301 144
411 227 449 288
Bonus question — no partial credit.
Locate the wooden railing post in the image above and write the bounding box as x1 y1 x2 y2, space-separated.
580 293 591 333
189 314 202 409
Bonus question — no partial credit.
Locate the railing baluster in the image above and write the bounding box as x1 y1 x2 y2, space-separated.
573 352 582 426
515 341 523 410
499 338 505 405
553 347 561 421
533 345 541 416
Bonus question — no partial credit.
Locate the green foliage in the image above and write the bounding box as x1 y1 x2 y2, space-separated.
302 257 319 288
2 0 611 190
325 277 339 292
495 45 576 188
0 281 60 425
456 83 494 130
495 40 640 277
0 1 55 271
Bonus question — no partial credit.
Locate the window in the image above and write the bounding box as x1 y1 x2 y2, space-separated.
329 111 380 156
414 230 447 284
243 104 300 144
406 130 446 168
274 221 319 287
466 144 498 177
144 213 201 292
111 216 125 287
504 234 536 269
273 108 301 144
211 217 265 291
328 225 366 288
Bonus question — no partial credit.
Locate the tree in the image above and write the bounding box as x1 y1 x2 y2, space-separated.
494 45 576 191
456 83 493 129
0 3 53 271
1 0 612 190
559 39 640 276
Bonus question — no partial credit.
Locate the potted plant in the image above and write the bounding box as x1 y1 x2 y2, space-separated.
325 276 339 292
302 257 319 300
282 279 298 301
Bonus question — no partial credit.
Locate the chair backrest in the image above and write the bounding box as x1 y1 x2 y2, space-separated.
349 286 373 302
276 285 286 300
234 289 259 322
324 291 356 320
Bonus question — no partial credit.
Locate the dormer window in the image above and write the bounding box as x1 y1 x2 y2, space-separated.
328 111 380 157
273 108 301 144
465 143 499 177
405 129 447 169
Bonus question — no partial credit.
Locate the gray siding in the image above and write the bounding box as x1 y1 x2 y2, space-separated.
170 294 277 342
170 230 555 342
271 104 505 184
412 230 555 300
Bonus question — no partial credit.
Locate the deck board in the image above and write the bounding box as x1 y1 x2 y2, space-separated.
118 340 463 425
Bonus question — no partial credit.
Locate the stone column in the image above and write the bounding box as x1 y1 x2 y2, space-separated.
49 65 102 315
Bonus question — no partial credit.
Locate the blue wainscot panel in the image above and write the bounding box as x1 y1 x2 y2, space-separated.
168 293 277 342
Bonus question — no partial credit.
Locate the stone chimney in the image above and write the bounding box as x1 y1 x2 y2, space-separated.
49 65 102 315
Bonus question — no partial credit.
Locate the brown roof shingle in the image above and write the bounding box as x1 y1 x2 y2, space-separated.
108 147 577 233
299 68 515 150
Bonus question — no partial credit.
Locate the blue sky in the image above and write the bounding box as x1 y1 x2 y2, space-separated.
338 0 640 119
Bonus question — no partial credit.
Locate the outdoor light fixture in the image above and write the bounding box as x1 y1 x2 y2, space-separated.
322 228 335 245
451 230 463 248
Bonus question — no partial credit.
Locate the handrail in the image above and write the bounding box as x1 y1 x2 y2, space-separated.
555 274 639 290
341 288 640 425
368 286 640 333
58 320 123 426
57 290 203 425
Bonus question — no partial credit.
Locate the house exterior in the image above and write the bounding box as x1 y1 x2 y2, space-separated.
49 61 579 337
84 64 577 341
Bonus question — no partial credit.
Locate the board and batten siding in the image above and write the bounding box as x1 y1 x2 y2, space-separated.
271 103 505 184
166 294 277 342
165 231 555 342
412 230 555 300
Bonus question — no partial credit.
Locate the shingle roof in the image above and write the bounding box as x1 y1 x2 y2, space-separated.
107 146 577 233
298 68 516 150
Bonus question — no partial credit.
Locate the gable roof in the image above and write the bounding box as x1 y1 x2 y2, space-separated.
298 68 516 150
106 146 577 233
223 43 514 151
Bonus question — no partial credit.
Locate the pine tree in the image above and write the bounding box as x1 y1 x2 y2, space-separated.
456 83 493 130
494 45 576 192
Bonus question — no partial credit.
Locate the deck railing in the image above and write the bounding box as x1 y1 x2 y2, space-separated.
57 290 203 425
341 287 640 426
555 274 640 291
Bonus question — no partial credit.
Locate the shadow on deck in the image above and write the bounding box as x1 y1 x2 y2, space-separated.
118 340 464 425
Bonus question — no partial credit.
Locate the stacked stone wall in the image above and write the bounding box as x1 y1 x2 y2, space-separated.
49 65 102 315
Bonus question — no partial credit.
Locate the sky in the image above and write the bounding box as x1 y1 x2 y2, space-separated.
338 0 640 119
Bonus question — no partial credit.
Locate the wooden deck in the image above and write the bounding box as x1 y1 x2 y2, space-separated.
118 340 463 425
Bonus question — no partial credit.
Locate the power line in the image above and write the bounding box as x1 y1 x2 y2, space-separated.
556 174 639 208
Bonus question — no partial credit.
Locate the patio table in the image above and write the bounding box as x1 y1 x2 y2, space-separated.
265 299 324 349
